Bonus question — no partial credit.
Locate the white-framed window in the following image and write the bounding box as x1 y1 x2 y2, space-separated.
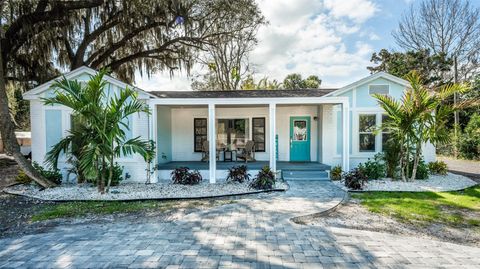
369 84 389 95
356 112 391 153
358 114 376 152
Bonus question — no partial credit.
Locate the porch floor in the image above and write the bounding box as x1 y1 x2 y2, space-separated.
158 161 331 171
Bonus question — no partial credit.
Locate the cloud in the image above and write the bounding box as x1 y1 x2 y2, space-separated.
250 0 377 87
135 0 381 90
324 0 378 23
134 72 192 91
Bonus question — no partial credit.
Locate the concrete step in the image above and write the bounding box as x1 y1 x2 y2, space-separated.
282 170 330 181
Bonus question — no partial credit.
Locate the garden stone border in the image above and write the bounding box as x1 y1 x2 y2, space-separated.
332 173 478 193
3 181 289 202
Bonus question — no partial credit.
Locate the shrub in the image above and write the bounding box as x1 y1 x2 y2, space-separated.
362 154 386 180
171 167 202 185
87 163 124 186
343 167 368 190
108 163 124 186
407 158 429 180
250 166 276 190
16 162 62 185
187 170 203 185
381 140 401 178
330 165 342 180
459 114 480 160
428 161 448 176
226 165 250 183
33 162 62 185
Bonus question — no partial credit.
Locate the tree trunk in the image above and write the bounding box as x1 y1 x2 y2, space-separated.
98 157 106 193
0 27 56 189
410 141 422 181
398 137 407 182
106 153 113 193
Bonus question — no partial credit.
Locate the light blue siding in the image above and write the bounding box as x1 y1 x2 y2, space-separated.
335 77 407 157
45 110 62 152
339 90 354 108
355 78 405 107
157 106 172 163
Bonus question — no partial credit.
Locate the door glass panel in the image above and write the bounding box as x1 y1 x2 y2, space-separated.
293 120 307 141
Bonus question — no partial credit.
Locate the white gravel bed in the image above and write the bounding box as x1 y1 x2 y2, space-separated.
4 181 288 201
333 173 477 192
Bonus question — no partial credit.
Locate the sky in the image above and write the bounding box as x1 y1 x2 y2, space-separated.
134 0 420 91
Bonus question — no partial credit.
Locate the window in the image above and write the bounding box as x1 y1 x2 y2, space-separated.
369 85 389 95
293 120 308 141
216 119 249 150
359 114 376 152
194 118 207 152
252 118 265 152
381 114 391 151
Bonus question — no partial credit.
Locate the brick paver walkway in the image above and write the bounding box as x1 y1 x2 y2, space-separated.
1 181 480 268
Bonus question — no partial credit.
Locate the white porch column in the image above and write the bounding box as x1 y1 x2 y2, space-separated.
269 103 276 173
342 101 350 171
148 103 158 183
208 103 216 183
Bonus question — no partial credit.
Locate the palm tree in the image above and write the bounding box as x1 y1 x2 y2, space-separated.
44 70 154 193
374 71 470 181
374 87 418 181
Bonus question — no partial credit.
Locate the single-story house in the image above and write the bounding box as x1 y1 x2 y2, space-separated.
23 66 435 183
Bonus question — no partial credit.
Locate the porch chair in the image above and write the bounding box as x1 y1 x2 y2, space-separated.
236 140 256 163
201 140 220 162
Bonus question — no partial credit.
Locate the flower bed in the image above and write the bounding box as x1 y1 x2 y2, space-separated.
4 181 288 201
333 173 477 192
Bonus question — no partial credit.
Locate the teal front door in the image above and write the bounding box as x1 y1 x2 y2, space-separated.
289 116 311 162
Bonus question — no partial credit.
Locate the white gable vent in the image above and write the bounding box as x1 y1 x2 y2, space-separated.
369 85 389 95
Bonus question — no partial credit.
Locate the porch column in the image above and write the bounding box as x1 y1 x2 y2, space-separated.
269 103 276 173
208 103 216 183
342 101 350 171
149 103 158 183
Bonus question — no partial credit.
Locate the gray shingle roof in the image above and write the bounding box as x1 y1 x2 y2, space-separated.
149 88 338 98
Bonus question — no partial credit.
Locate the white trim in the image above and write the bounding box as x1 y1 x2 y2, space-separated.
342 103 350 171
150 103 158 183
325 72 409 97
208 104 216 183
23 66 156 100
269 103 276 172
352 110 389 156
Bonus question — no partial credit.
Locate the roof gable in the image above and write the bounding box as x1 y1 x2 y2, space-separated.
326 72 410 97
23 66 155 100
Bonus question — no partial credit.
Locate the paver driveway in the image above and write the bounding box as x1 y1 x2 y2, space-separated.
1 181 480 268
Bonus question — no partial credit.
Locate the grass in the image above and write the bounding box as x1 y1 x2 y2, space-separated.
31 199 234 222
352 185 480 227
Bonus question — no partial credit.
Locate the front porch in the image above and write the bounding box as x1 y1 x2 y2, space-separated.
158 161 331 171
150 96 350 183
